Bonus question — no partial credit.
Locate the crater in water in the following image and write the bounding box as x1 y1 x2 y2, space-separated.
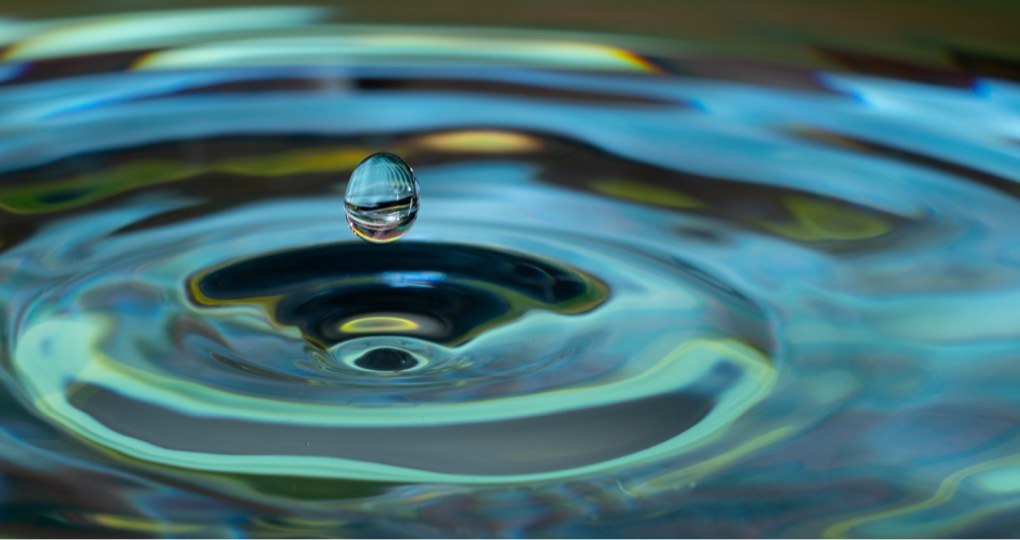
191 242 609 347
353 347 419 371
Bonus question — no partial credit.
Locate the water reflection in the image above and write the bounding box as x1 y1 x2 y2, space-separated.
1 2 1019 538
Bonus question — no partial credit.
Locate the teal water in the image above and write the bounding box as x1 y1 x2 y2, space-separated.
1 5 1020 538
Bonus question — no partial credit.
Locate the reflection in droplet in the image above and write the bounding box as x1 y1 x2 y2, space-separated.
354 348 420 372
344 153 420 243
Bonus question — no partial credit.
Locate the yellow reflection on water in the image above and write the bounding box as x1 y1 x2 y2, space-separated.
133 31 662 73
340 316 420 334
416 130 541 153
591 179 705 209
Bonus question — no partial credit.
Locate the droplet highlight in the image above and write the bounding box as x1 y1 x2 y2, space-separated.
344 152 420 243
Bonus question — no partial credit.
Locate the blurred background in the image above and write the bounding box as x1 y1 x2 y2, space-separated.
5 0 1018 78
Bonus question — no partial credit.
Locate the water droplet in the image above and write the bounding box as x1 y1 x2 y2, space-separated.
344 152 420 243
354 348 420 372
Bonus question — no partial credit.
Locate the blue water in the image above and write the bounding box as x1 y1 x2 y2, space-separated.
1 5 1020 538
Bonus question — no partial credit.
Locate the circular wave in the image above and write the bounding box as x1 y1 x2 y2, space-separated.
2 6 1019 537
8 200 775 481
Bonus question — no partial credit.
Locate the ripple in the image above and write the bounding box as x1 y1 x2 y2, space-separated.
2 6 1020 537
4 144 780 485
192 242 609 347
2 145 781 487
14 312 773 481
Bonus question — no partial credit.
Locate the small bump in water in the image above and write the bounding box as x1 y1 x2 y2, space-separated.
354 348 420 372
344 152 420 243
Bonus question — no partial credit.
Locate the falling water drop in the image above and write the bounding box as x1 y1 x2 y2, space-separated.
344 153 420 243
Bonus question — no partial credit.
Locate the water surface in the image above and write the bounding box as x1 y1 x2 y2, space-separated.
1 3 1020 537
